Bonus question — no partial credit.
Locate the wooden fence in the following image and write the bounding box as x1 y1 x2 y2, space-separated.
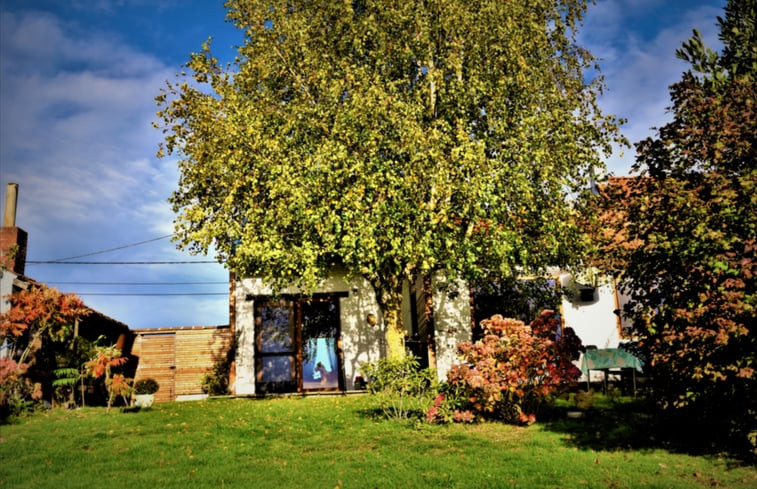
131 325 232 402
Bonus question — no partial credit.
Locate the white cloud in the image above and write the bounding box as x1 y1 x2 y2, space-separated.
581 0 724 175
0 10 176 249
0 7 230 328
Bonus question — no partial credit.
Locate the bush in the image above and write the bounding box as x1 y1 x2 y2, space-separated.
133 378 159 395
445 311 583 424
201 359 230 396
0 358 42 421
360 356 438 421
425 381 476 424
200 340 236 396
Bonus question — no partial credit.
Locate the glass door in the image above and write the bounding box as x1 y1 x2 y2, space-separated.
255 300 296 393
299 298 341 391
254 296 343 393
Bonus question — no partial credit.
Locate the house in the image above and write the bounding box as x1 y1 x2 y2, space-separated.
223 181 648 395
0 183 28 321
1 182 133 374
229 267 628 395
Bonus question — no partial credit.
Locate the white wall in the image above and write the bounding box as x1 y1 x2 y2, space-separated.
0 269 16 315
559 274 621 349
0 270 17 360
431 275 471 381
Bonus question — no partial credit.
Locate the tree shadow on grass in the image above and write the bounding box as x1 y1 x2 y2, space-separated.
541 396 753 466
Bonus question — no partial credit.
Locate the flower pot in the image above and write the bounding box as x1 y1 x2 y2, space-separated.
134 394 154 408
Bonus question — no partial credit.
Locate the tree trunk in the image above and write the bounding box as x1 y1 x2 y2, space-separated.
383 301 406 360
371 275 406 360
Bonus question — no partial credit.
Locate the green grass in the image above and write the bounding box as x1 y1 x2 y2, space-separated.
0 395 754 488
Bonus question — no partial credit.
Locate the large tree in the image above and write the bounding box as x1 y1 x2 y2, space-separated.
596 0 755 454
157 0 622 358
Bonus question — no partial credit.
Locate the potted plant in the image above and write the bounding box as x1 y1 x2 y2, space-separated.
566 390 595 419
132 378 159 408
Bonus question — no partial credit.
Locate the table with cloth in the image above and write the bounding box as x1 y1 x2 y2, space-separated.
579 348 644 395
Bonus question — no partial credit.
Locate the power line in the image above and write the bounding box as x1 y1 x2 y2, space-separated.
51 280 227 285
76 293 228 296
26 260 217 265
50 234 173 261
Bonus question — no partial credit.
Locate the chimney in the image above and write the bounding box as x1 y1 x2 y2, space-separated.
0 183 28 275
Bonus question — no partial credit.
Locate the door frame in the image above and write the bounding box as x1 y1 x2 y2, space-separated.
253 293 346 394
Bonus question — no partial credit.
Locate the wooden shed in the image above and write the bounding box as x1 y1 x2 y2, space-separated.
131 325 232 402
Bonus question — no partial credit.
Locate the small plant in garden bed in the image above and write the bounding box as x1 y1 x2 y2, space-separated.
133 378 159 395
132 378 159 409
360 356 437 421
85 345 131 413
201 341 235 396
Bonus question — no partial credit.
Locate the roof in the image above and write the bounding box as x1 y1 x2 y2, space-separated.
3 269 130 335
133 324 230 334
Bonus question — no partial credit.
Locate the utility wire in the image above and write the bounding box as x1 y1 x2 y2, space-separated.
46 281 227 286
27 260 216 265
76 292 228 296
50 234 173 261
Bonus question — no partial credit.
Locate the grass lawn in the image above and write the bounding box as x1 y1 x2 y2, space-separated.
0 394 754 488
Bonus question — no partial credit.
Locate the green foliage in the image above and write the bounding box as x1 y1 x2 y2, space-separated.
156 0 624 358
595 0 756 457
51 368 80 388
133 378 159 395
201 362 230 396
201 341 235 396
572 390 596 411
361 356 438 421
52 367 83 408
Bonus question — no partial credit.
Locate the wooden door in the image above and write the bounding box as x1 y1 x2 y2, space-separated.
133 332 176 402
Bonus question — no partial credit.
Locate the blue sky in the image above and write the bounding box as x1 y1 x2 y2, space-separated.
0 0 724 329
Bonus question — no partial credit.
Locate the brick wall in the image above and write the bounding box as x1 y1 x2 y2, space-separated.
0 226 27 275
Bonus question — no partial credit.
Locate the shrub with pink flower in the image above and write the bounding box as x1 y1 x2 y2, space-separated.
425 394 445 422
446 311 583 424
0 357 42 418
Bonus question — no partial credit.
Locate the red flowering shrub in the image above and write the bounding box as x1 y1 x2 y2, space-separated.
444 311 583 424
0 286 89 418
85 345 131 413
0 358 42 419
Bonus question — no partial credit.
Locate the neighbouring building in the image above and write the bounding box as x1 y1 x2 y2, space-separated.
1 182 133 369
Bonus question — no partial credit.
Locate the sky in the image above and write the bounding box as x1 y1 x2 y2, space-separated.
0 0 725 329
